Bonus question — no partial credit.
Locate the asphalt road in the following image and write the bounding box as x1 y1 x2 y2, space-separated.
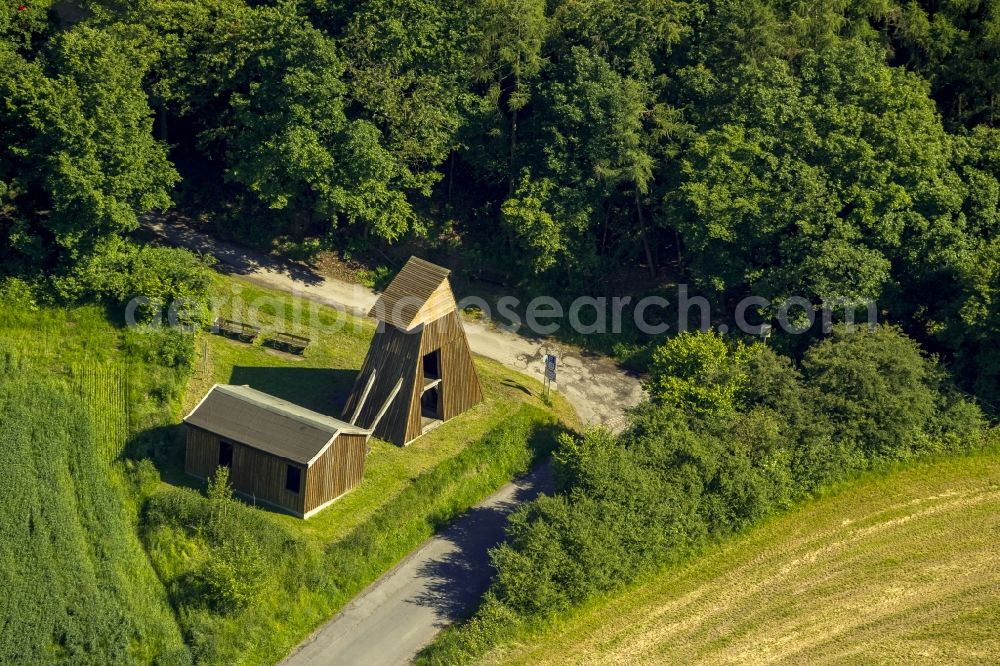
280 464 553 666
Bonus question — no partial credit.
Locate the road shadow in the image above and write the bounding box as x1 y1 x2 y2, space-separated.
408 463 553 624
229 366 357 415
137 216 325 286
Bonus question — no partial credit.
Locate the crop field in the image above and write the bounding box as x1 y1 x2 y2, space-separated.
0 302 188 664
492 449 1000 665
72 363 131 484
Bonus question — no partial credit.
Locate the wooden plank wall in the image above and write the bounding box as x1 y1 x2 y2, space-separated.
412 282 458 329
185 425 305 515
342 324 423 445
231 443 306 515
185 425 220 478
345 292 483 445
304 433 366 513
421 311 484 421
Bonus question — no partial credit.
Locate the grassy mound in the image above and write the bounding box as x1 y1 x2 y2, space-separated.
487 447 1000 665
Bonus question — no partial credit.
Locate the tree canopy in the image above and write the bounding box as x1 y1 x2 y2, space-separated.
1 0 999 404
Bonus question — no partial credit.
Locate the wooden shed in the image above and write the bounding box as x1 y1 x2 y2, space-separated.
342 256 484 445
184 384 371 518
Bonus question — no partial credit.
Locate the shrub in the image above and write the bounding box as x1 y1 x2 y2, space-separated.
802 324 983 460
195 531 268 613
645 331 756 415
68 239 214 327
0 276 39 311
126 458 163 501
124 326 197 370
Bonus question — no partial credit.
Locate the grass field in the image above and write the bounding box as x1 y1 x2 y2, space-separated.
487 449 1000 665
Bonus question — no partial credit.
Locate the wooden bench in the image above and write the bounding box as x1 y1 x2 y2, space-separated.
266 331 311 355
213 318 260 342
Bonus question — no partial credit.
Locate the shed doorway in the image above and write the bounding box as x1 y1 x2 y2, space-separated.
219 441 234 469
421 386 442 431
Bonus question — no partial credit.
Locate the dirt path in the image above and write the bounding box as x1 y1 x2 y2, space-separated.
140 218 644 430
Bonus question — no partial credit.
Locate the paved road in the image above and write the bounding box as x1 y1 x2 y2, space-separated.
281 464 552 666
141 218 644 429
140 218 644 664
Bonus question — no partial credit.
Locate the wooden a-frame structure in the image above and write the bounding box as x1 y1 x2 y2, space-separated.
342 257 484 445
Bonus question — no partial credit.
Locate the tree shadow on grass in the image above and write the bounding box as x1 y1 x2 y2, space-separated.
500 378 533 396
408 422 561 624
123 423 203 490
229 365 358 415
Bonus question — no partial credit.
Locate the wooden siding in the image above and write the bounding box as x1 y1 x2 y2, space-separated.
304 433 367 514
230 442 306 515
184 425 344 516
420 311 484 421
344 311 483 445
412 281 458 329
419 309 461 353
185 425 221 479
342 324 424 445
439 337 484 420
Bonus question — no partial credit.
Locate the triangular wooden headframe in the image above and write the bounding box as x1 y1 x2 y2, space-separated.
342 257 484 445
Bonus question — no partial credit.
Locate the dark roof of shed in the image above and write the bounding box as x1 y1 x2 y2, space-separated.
368 256 451 330
184 385 367 465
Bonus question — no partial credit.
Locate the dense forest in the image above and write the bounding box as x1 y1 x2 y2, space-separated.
2 0 999 405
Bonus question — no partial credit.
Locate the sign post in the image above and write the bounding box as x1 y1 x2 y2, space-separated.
544 354 557 398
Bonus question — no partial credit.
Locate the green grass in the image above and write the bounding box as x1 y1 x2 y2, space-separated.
477 447 1000 665
0 272 577 664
